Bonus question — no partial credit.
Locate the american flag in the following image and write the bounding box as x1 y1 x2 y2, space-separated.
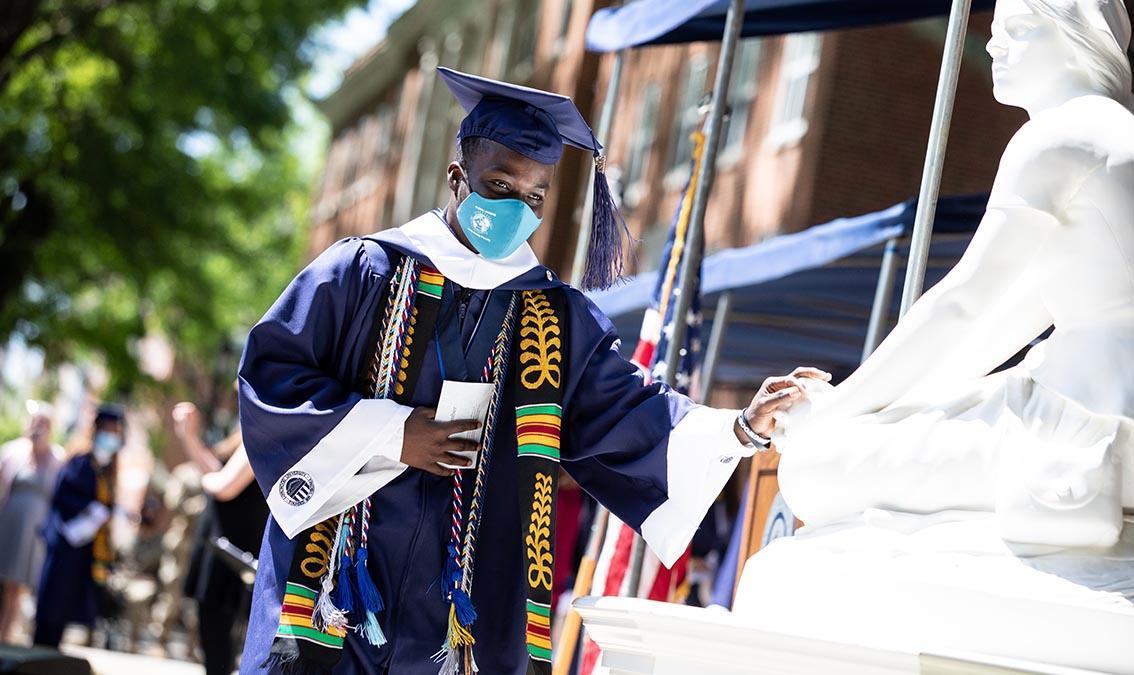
580 129 706 675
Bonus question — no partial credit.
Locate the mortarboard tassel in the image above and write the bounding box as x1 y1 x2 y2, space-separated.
581 154 631 291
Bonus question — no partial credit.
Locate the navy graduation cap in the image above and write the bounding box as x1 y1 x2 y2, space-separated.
437 66 628 290
95 403 125 425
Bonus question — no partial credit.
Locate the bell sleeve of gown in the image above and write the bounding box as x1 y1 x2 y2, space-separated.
562 293 755 568
44 456 99 548
239 238 413 539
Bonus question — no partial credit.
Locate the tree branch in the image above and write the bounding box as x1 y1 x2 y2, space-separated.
0 0 118 94
0 0 45 67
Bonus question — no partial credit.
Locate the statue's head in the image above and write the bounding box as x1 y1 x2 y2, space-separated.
987 0 1132 108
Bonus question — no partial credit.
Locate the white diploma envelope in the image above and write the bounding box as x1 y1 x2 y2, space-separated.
435 380 494 470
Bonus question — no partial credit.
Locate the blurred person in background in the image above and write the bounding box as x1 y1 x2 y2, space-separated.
173 400 269 675
0 401 65 643
33 404 125 648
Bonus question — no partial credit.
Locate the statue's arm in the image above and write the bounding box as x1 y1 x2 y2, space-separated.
811 123 1097 421
811 206 1056 420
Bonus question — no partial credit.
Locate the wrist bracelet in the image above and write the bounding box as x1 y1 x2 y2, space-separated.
736 410 773 451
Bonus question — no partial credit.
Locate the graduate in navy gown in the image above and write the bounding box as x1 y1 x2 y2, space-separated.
238 68 829 675
33 404 124 648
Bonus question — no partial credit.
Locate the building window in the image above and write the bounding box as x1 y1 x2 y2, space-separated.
339 124 362 189
720 38 764 160
558 0 574 43
507 0 538 77
668 55 709 175
769 33 822 147
623 82 661 208
489 4 517 78
374 104 394 158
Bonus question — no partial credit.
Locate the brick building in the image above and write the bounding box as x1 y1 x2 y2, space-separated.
311 2 1025 279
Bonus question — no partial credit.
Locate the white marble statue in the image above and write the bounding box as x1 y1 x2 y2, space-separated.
775 0 1134 549
578 4 1134 672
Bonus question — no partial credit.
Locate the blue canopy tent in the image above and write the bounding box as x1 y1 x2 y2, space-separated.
587 195 987 387
575 0 990 395
564 0 995 648
585 0 995 51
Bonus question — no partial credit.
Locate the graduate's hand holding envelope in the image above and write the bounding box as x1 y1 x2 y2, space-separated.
401 380 494 477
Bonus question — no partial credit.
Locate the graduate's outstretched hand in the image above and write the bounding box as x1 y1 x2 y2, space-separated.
402 407 482 477
735 367 832 443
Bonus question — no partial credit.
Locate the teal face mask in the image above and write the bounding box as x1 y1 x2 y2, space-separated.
455 189 542 260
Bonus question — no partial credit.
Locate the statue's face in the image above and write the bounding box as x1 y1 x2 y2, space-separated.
987 0 1077 106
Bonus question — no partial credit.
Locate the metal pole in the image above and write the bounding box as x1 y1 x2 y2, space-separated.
861 238 900 362
661 0 745 388
700 292 733 401
552 508 609 675
570 50 626 284
624 0 747 597
899 0 973 316
623 529 647 597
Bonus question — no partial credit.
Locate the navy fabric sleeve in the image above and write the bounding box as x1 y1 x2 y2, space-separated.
50 456 96 519
238 238 390 495
560 291 697 531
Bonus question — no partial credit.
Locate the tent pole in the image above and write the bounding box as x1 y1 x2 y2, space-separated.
624 0 747 597
900 0 973 316
570 49 626 284
861 238 900 362
700 292 733 402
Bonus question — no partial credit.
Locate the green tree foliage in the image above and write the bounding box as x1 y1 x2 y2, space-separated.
0 0 357 391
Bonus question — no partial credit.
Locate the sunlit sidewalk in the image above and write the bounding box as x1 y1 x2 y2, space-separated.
62 645 205 675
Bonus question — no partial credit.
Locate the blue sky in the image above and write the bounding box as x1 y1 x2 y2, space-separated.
307 0 419 100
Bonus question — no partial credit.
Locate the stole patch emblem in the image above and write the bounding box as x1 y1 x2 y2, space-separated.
279 470 315 507
519 290 562 390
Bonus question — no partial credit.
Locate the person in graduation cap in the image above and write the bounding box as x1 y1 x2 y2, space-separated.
33 403 125 648
238 67 829 675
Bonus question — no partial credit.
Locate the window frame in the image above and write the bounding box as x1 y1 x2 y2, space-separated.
768 33 822 149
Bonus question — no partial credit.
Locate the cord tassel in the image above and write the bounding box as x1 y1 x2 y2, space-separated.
351 547 388 647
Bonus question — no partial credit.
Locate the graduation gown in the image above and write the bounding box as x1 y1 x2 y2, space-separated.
36 453 103 628
238 211 752 674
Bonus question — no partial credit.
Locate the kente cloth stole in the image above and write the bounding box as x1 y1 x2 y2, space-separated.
91 462 115 585
435 287 567 675
265 256 444 674
515 288 567 674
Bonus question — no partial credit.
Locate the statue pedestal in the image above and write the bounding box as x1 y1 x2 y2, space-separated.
576 511 1134 674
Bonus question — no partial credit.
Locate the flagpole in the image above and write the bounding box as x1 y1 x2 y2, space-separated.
661 0 744 389
900 0 972 315
626 0 748 597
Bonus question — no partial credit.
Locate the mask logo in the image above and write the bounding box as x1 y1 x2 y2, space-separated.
279 470 315 506
470 205 494 235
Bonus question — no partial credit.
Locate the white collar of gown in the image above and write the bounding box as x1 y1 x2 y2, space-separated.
371 210 541 290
